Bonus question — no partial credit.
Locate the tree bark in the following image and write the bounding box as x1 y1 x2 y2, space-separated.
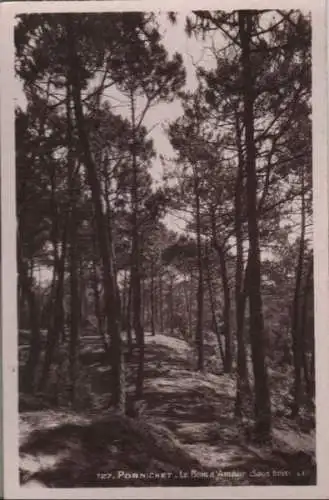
290 167 306 417
67 88 80 405
103 157 121 315
39 143 72 393
150 260 156 336
158 269 164 334
121 269 128 332
168 273 175 335
18 248 41 394
68 21 125 412
210 209 232 374
234 110 250 416
301 257 313 400
69 227 79 405
92 255 108 352
194 174 204 371
128 88 145 400
182 268 193 341
238 11 271 439
39 223 68 393
141 276 146 327
205 244 225 366
126 272 133 354
218 245 232 373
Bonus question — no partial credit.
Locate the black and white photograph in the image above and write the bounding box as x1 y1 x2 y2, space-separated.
1 0 329 498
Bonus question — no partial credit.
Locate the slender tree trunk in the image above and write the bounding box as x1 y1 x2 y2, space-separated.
128 88 144 400
291 168 306 417
141 276 146 327
158 269 164 334
150 260 156 336
182 269 193 341
126 273 133 353
78 256 84 330
210 209 232 373
18 277 25 329
69 232 79 405
38 152 70 393
239 11 271 439
301 258 313 400
235 255 252 416
142 283 148 329
205 245 225 366
103 162 121 315
234 110 250 416
92 256 108 351
310 337 315 400
218 245 232 373
121 270 128 332
18 248 41 394
189 270 194 337
67 90 80 406
194 175 204 371
17 103 49 394
168 273 175 335
153 270 158 333
68 23 125 412
39 227 68 393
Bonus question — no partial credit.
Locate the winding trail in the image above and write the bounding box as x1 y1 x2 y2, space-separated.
20 333 315 487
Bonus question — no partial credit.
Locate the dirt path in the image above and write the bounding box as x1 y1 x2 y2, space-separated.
134 334 315 485
19 333 315 487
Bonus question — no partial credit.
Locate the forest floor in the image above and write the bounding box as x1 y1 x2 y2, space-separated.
19 332 316 488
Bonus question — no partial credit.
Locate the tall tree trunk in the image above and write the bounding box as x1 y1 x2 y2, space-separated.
126 273 133 354
150 260 156 336
291 168 306 417
129 88 144 400
218 245 232 373
210 208 232 373
67 90 80 405
194 174 204 371
153 270 158 333
234 110 250 416
182 267 193 341
38 151 70 394
205 245 225 366
18 276 25 329
310 333 315 400
168 273 175 335
92 256 108 351
18 247 41 394
158 269 164 334
68 22 125 412
235 254 252 416
189 270 194 337
301 258 313 400
121 270 128 332
238 11 271 439
78 256 84 330
17 98 49 394
103 161 121 314
141 276 146 327
69 230 79 405
39 226 68 393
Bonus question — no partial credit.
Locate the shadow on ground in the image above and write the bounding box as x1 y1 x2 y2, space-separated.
19 333 316 487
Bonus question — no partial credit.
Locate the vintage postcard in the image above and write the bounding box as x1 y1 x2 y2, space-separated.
1 0 328 498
